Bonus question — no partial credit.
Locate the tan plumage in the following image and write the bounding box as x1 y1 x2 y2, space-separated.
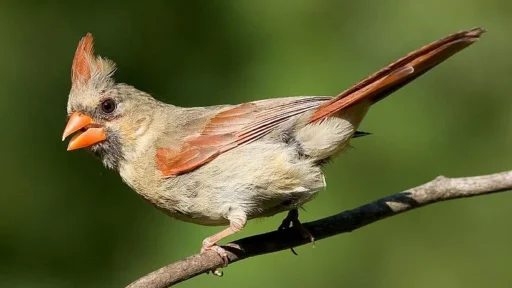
62 28 484 272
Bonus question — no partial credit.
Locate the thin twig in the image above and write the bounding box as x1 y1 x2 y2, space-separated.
127 170 512 288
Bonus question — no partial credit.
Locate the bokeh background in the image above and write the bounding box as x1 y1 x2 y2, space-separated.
1 1 512 287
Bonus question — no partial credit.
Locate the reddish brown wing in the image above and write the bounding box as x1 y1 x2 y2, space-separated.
309 27 485 122
156 96 331 176
157 27 485 177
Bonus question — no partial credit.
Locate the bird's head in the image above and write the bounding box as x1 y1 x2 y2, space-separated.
62 33 157 169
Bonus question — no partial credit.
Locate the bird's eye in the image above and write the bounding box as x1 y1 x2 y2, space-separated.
100 98 116 114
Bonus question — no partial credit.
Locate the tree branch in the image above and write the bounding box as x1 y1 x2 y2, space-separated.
127 170 512 288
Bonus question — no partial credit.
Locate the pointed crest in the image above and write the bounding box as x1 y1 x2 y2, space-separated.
71 33 116 88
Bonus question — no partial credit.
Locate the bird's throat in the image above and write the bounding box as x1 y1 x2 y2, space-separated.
89 130 124 170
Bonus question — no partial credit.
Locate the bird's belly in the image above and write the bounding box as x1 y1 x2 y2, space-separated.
122 140 326 227
160 141 325 225
161 187 321 226
168 211 231 226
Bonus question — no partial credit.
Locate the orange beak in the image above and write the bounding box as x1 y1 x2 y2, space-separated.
62 112 107 151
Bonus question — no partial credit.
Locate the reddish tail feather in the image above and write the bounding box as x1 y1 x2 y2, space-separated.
309 27 485 123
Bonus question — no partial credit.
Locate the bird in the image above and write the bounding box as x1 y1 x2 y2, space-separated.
62 27 484 275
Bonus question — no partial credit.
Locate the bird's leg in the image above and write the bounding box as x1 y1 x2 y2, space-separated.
201 213 246 276
278 209 315 255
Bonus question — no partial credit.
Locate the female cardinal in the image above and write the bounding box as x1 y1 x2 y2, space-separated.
62 28 484 272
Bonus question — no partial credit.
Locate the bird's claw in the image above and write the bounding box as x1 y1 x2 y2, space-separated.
293 219 315 245
201 242 229 276
278 210 316 255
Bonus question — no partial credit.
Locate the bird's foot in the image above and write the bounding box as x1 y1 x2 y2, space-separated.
200 223 244 277
278 209 315 255
201 239 229 276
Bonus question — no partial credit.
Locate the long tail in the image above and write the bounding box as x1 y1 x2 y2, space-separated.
309 27 485 123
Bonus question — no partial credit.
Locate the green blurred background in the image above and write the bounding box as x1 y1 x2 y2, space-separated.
1 1 511 287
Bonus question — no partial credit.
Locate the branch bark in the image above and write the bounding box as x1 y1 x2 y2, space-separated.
127 170 512 288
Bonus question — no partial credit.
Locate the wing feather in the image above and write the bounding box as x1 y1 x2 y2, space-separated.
156 96 330 176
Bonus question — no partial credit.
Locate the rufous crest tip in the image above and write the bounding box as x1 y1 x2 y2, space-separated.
71 33 95 85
